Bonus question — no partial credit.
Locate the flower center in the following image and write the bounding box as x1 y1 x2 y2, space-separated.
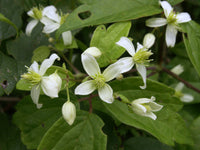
133 48 153 65
167 11 177 25
142 103 152 111
93 73 106 89
60 13 69 25
21 69 42 85
32 7 43 20
175 91 184 98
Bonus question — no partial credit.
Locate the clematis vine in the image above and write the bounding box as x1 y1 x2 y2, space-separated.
25 6 43 36
146 1 191 47
115 33 155 89
21 54 62 108
75 53 123 103
131 96 163 120
175 82 194 103
40 5 72 46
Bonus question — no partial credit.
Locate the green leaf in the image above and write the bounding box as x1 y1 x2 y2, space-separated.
13 94 79 149
38 111 107 150
181 21 200 77
57 0 182 36
94 77 193 146
0 113 27 150
0 52 19 95
90 22 131 67
0 0 23 39
32 46 50 63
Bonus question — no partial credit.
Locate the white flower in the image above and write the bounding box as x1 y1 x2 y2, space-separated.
21 54 61 108
84 47 102 58
146 1 191 47
75 53 123 103
175 82 194 103
62 101 76 125
115 33 155 89
171 64 184 75
25 7 43 36
131 96 163 120
40 5 72 45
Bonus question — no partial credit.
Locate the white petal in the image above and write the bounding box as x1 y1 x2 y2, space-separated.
176 13 191 23
143 111 157 120
39 53 60 75
146 18 167 27
98 84 114 103
180 94 194 103
131 103 147 113
103 62 124 82
62 31 72 46
81 53 101 77
149 102 163 112
62 101 76 125
25 20 39 36
143 33 156 49
159 1 173 18
132 97 154 105
113 57 134 74
27 10 34 17
41 72 62 98
31 85 42 109
42 5 61 23
29 61 39 73
42 23 60 34
75 80 96 95
116 37 135 56
136 64 147 89
171 64 184 76
136 42 144 52
175 82 184 91
40 17 54 25
166 24 178 47
84 47 102 58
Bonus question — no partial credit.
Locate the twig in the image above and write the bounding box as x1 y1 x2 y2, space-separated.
162 67 200 93
147 71 157 78
0 97 20 101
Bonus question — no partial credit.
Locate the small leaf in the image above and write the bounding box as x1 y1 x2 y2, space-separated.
38 111 107 150
32 46 50 63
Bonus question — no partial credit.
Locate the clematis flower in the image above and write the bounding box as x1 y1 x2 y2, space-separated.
40 5 72 45
131 96 163 120
75 53 123 103
175 82 194 103
21 54 62 108
62 101 76 125
25 6 43 36
115 33 155 89
146 1 191 47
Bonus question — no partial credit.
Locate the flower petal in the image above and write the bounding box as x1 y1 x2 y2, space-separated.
98 84 114 103
81 52 101 77
146 18 167 27
165 24 178 47
176 13 191 23
31 84 42 109
116 37 135 56
42 22 60 34
180 94 194 103
149 102 163 112
131 103 147 113
84 47 102 58
41 72 62 98
143 33 156 49
143 111 157 120
175 82 184 91
103 62 125 82
29 61 39 73
136 42 144 52
113 57 134 74
27 10 34 17
159 1 173 18
132 97 154 104
42 5 61 23
136 64 147 89
25 20 39 36
62 31 72 46
75 80 96 95
39 53 60 75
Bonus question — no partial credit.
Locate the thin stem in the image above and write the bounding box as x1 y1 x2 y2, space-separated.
162 67 200 93
88 95 93 114
0 97 20 101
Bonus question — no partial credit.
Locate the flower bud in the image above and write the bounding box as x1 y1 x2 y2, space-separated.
62 31 72 46
143 33 156 49
171 64 184 76
41 72 62 98
62 101 76 125
84 47 102 58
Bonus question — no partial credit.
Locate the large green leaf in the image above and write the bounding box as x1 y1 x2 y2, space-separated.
57 0 183 36
0 0 23 39
38 111 107 150
13 94 79 149
181 21 200 77
90 22 131 67
93 77 193 146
